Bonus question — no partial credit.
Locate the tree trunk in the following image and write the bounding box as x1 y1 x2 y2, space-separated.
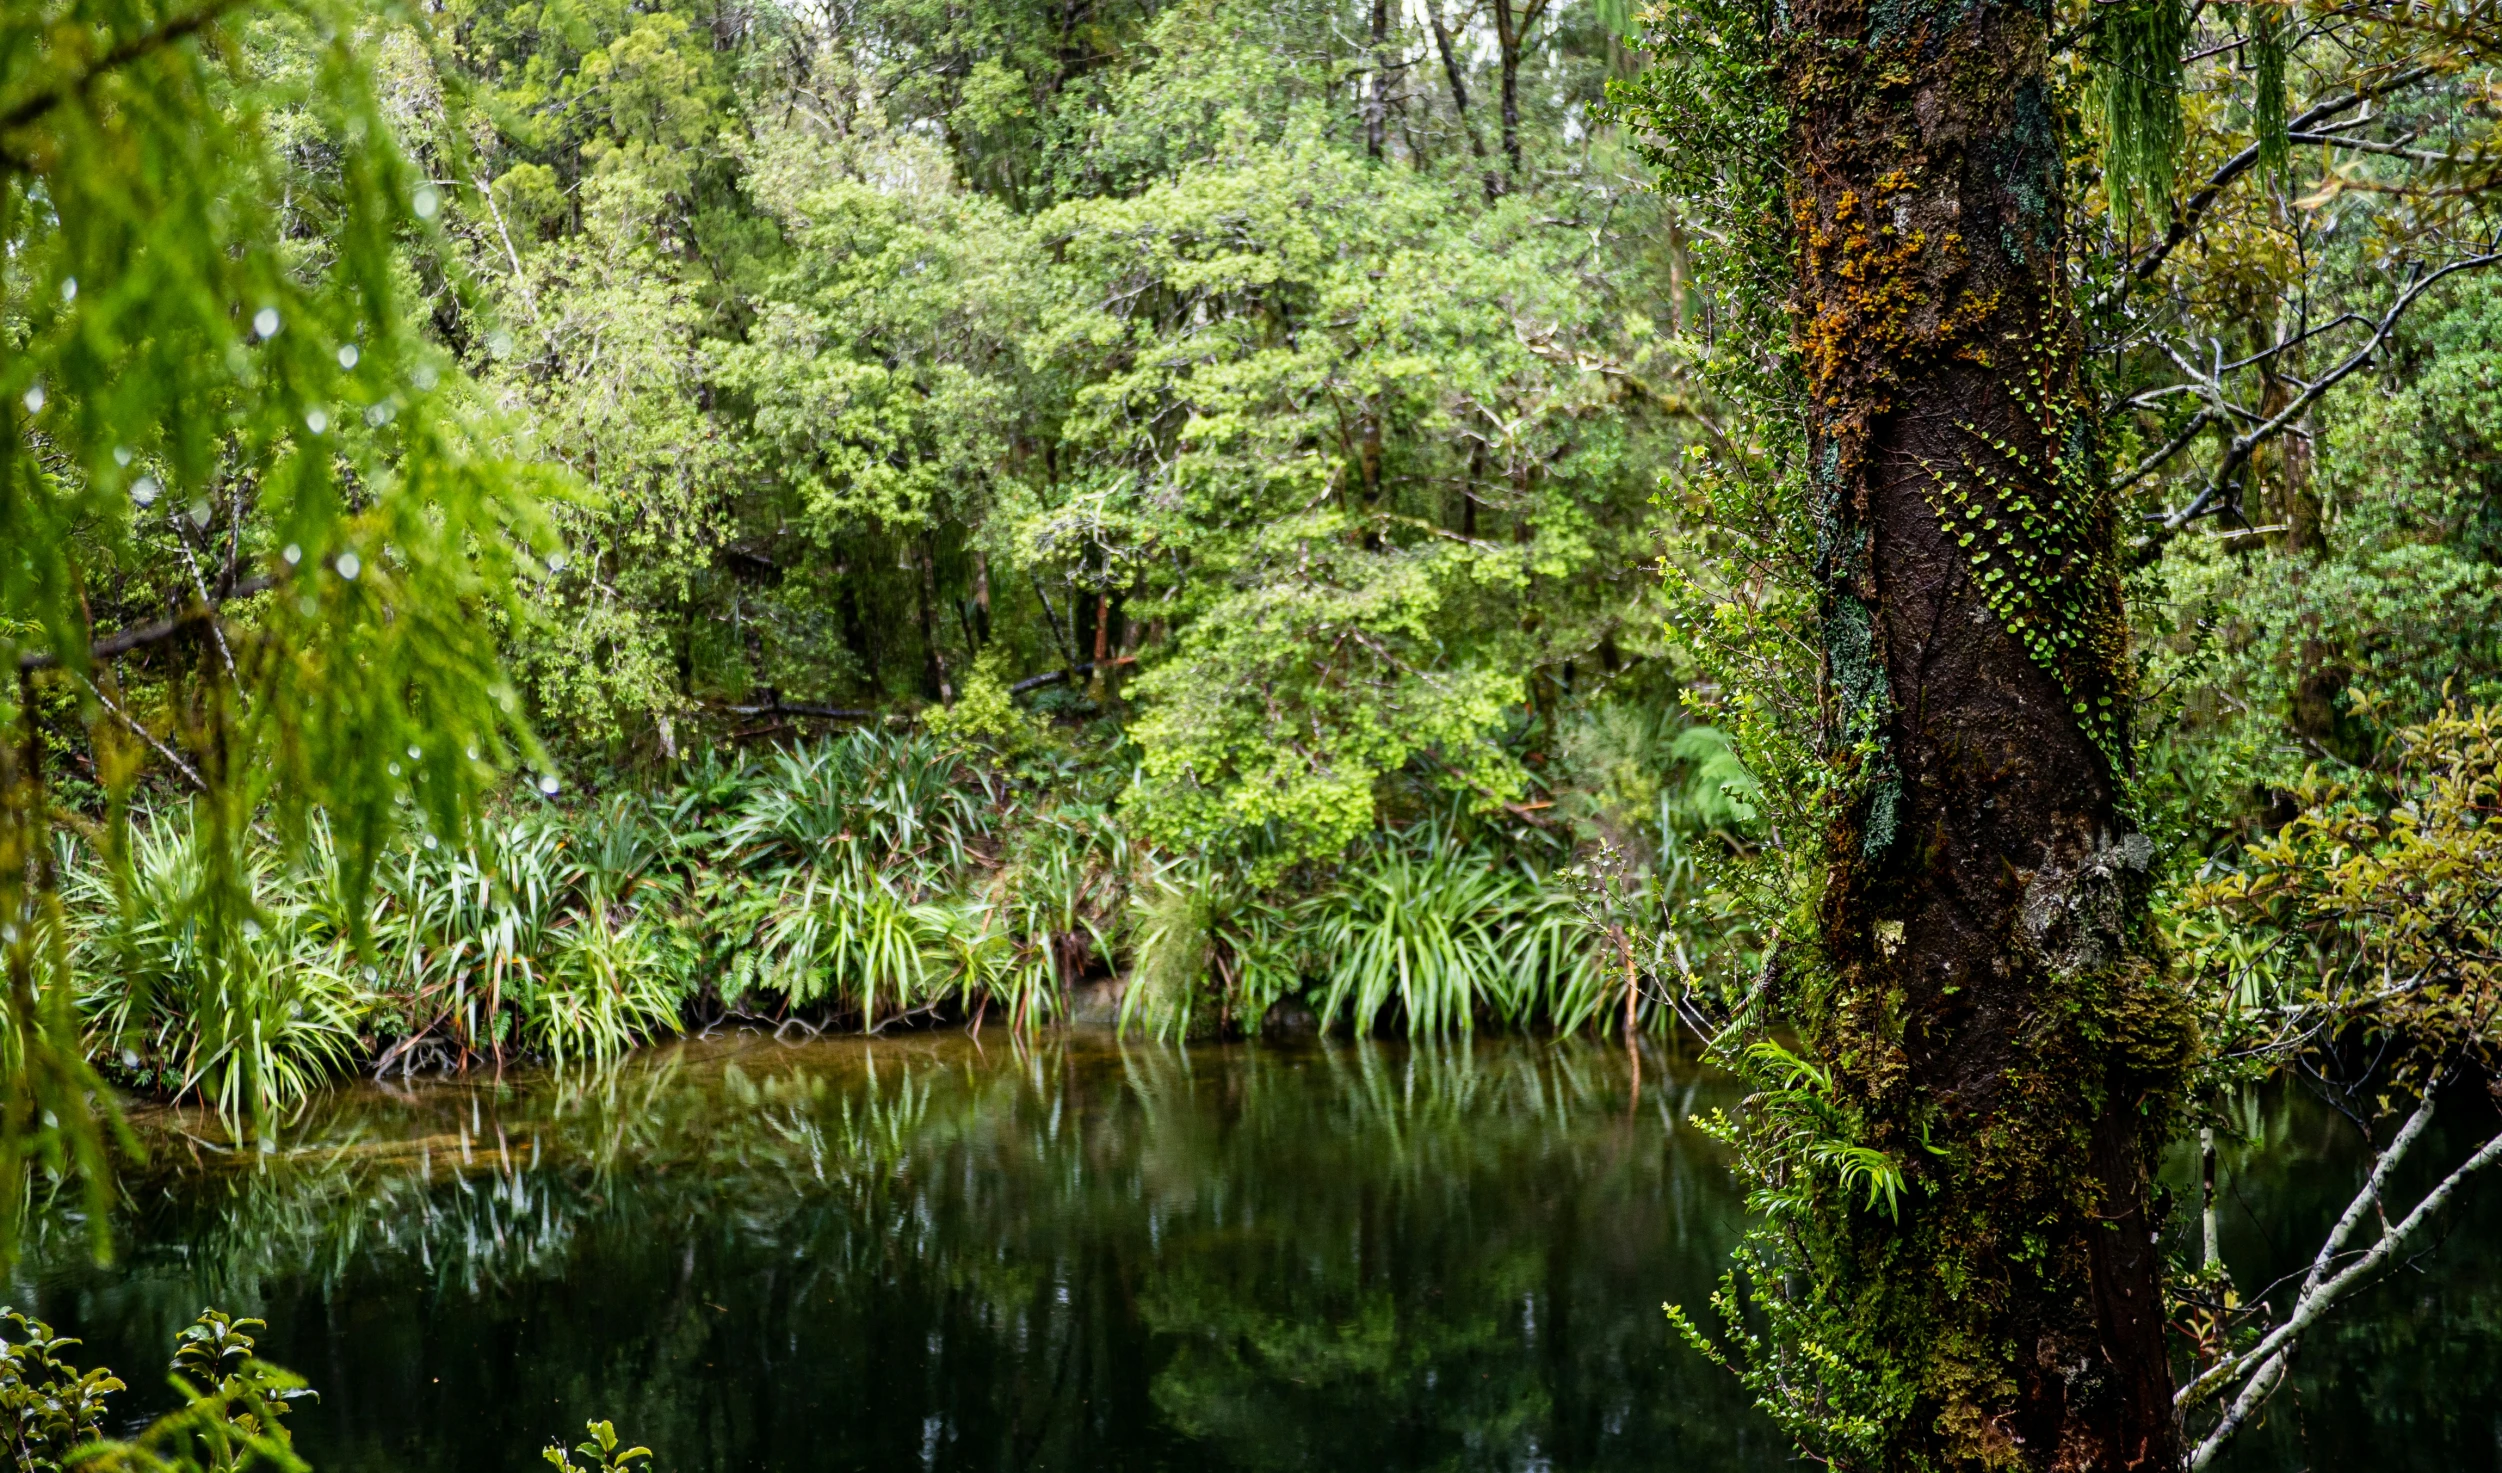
1427 1 1496 203
1086 589 1112 705
1491 0 1546 193
1777 0 2191 1464
913 538 953 706
1365 0 1389 161
970 550 993 644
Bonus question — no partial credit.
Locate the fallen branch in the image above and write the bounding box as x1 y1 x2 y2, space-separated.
714 700 878 722
1009 656 1134 695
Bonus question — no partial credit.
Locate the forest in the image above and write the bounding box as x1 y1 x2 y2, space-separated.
0 0 2498 1466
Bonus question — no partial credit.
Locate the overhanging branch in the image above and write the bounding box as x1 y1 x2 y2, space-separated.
0 0 253 143
2140 250 2502 541
16 576 275 673
2096 68 2436 313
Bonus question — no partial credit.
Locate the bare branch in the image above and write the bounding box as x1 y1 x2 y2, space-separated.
2147 251 2502 535
79 677 206 792
2110 408 2214 496
16 576 276 674
2182 1094 2502 1469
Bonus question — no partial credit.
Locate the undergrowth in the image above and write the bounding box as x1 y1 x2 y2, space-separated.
61 716 1772 1120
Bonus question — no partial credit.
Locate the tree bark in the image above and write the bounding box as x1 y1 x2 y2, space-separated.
913 538 953 706
1776 0 2190 1464
1365 0 1390 161
1427 1 1497 203
1489 0 1547 194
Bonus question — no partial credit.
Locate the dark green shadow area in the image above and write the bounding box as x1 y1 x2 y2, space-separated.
15 1035 1763 1473
12 1033 2501 1472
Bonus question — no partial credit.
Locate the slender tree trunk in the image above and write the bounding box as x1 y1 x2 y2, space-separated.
1030 568 1079 675
1366 0 1390 161
2255 362 2320 557
1428 2 1497 203
913 538 953 706
2200 1126 2220 1268
1663 203 1692 336
1086 589 1111 705
1491 0 1545 192
1776 0 2190 1463
970 550 993 644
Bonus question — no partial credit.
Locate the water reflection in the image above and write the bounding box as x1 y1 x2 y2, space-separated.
19 1035 1767 1473
14 1035 2501 1472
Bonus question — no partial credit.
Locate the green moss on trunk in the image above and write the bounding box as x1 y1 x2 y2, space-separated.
1767 0 2196 1463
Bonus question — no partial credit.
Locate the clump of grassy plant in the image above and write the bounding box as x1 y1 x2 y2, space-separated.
1312 844 1563 1035
73 808 364 1122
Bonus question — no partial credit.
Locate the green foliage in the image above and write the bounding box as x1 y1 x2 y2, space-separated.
0 1310 122 1470
1664 1231 1908 1468
1722 1040 1909 1220
2097 0 2193 231
77 1310 314 1473
0 0 555 1254
922 653 1040 754
2187 702 2502 1093
73 810 364 1121
543 1421 651 1473
1309 846 1560 1036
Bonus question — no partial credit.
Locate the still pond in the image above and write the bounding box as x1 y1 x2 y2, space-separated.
14 1032 2501 1471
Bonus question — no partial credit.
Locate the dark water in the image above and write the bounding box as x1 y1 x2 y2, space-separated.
12 1033 2502 1472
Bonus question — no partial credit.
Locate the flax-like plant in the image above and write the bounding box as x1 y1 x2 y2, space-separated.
1310 845 1529 1035
72 810 364 1124
1120 866 1303 1039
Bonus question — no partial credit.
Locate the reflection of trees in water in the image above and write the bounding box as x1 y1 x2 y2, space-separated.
21 1036 1760 1473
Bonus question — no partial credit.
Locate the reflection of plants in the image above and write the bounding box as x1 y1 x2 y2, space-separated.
32 1036 1755 1473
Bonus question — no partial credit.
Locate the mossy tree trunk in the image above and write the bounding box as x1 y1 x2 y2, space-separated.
1777 0 2192 1465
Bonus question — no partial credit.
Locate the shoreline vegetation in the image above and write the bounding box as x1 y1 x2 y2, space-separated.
64 721 1773 1124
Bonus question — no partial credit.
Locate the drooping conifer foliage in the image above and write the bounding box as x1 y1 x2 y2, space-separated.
1 0 556 1229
